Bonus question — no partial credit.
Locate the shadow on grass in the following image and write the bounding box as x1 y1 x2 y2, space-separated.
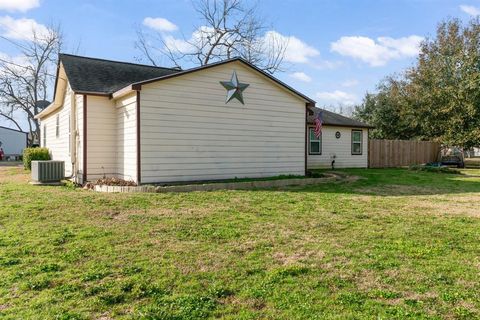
266 168 480 197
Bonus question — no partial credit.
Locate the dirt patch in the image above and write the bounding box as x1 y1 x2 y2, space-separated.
355 184 439 196
401 194 480 217
382 291 438 306
273 249 325 266
222 295 266 311
355 270 385 291
0 166 29 184
347 191 480 217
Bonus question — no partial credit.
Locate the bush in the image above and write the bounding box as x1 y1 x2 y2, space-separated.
23 147 50 170
409 164 460 174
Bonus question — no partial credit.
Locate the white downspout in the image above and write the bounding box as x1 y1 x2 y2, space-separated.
65 91 77 181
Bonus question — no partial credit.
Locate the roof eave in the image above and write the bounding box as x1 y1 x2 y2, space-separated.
34 102 56 119
111 85 135 100
307 121 374 129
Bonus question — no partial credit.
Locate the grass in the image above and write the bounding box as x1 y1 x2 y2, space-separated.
149 173 325 187
1 166 480 319
465 157 480 168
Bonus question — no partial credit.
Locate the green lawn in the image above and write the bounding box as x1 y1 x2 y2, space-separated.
465 157 480 168
1 166 480 319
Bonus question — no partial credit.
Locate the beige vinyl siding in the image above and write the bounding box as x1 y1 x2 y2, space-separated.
140 61 306 183
115 92 137 182
40 85 73 176
307 126 368 168
86 96 117 180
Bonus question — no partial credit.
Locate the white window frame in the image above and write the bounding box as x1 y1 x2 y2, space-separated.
351 129 363 155
308 127 322 155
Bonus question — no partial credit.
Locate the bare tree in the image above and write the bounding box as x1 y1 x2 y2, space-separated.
136 0 288 74
0 25 62 145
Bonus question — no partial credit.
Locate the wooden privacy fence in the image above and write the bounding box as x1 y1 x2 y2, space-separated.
368 139 441 168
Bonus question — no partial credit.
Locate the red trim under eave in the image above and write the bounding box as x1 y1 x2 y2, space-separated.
136 91 141 185
83 94 87 184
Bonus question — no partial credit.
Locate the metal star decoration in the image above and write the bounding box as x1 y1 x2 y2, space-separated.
220 71 249 104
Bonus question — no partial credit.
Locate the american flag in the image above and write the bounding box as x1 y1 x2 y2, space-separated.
314 111 323 138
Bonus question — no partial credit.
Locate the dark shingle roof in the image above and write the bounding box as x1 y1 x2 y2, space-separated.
59 54 180 94
307 106 373 128
35 100 51 110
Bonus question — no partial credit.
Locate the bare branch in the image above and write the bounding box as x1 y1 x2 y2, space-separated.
135 0 287 74
0 23 62 146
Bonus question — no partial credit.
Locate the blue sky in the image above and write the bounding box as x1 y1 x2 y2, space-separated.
1 0 480 129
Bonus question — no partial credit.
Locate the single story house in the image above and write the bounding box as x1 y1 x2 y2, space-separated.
36 54 371 185
0 126 28 159
307 107 373 169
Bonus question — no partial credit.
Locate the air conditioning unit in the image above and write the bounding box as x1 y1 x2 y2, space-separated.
31 160 65 185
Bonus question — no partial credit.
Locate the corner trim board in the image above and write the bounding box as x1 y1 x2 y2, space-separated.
83 94 87 183
136 91 141 185
304 103 308 176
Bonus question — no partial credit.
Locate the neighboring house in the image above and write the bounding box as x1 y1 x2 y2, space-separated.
0 126 28 159
36 54 371 185
466 147 480 157
307 107 373 169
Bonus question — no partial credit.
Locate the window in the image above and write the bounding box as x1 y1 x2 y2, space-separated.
43 125 47 147
309 127 322 155
56 114 60 138
352 130 363 155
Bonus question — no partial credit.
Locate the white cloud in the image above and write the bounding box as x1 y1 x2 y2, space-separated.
330 35 423 66
263 30 319 63
316 90 358 106
460 5 480 16
162 28 320 65
160 27 320 67
162 26 215 54
0 0 39 12
290 72 312 82
0 16 49 41
311 59 343 70
341 79 359 87
143 17 178 32
163 34 194 53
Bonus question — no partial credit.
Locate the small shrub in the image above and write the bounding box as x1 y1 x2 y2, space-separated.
93 177 137 187
23 147 50 170
409 164 460 174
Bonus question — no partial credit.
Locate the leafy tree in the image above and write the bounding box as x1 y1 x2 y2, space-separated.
353 77 419 140
354 18 480 148
411 18 480 148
